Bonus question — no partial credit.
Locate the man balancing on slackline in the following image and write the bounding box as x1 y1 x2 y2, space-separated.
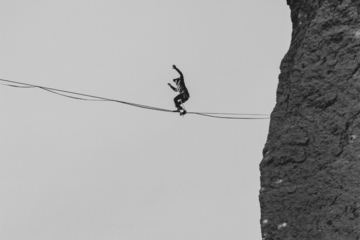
168 65 190 116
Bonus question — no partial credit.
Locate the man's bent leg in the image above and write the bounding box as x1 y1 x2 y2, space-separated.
174 94 183 110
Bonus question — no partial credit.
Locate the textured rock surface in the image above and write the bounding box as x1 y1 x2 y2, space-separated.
260 0 360 239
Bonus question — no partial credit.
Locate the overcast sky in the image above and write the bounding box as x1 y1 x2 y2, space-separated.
0 1 291 239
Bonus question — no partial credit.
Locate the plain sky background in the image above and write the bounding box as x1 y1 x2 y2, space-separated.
0 1 291 239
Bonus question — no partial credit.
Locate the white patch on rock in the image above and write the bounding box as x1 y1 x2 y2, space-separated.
262 233 267 240
278 222 287 229
275 179 283 184
355 30 360 39
262 155 272 162
262 219 269 225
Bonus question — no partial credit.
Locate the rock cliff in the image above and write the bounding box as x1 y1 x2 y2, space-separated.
259 0 360 239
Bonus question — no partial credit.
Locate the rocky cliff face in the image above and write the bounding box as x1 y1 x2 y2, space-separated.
259 0 360 239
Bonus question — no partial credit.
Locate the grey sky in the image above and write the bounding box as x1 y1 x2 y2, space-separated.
0 1 291 239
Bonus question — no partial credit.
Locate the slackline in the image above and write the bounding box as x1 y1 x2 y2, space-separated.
0 78 269 120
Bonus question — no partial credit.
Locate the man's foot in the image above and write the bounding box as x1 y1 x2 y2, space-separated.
180 109 187 116
173 107 182 112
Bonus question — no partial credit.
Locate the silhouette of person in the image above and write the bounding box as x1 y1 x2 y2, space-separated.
168 65 190 115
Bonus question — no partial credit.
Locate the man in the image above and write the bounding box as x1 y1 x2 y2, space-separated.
168 65 190 116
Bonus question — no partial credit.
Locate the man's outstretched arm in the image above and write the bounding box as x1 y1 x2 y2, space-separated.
168 83 178 92
173 65 183 79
